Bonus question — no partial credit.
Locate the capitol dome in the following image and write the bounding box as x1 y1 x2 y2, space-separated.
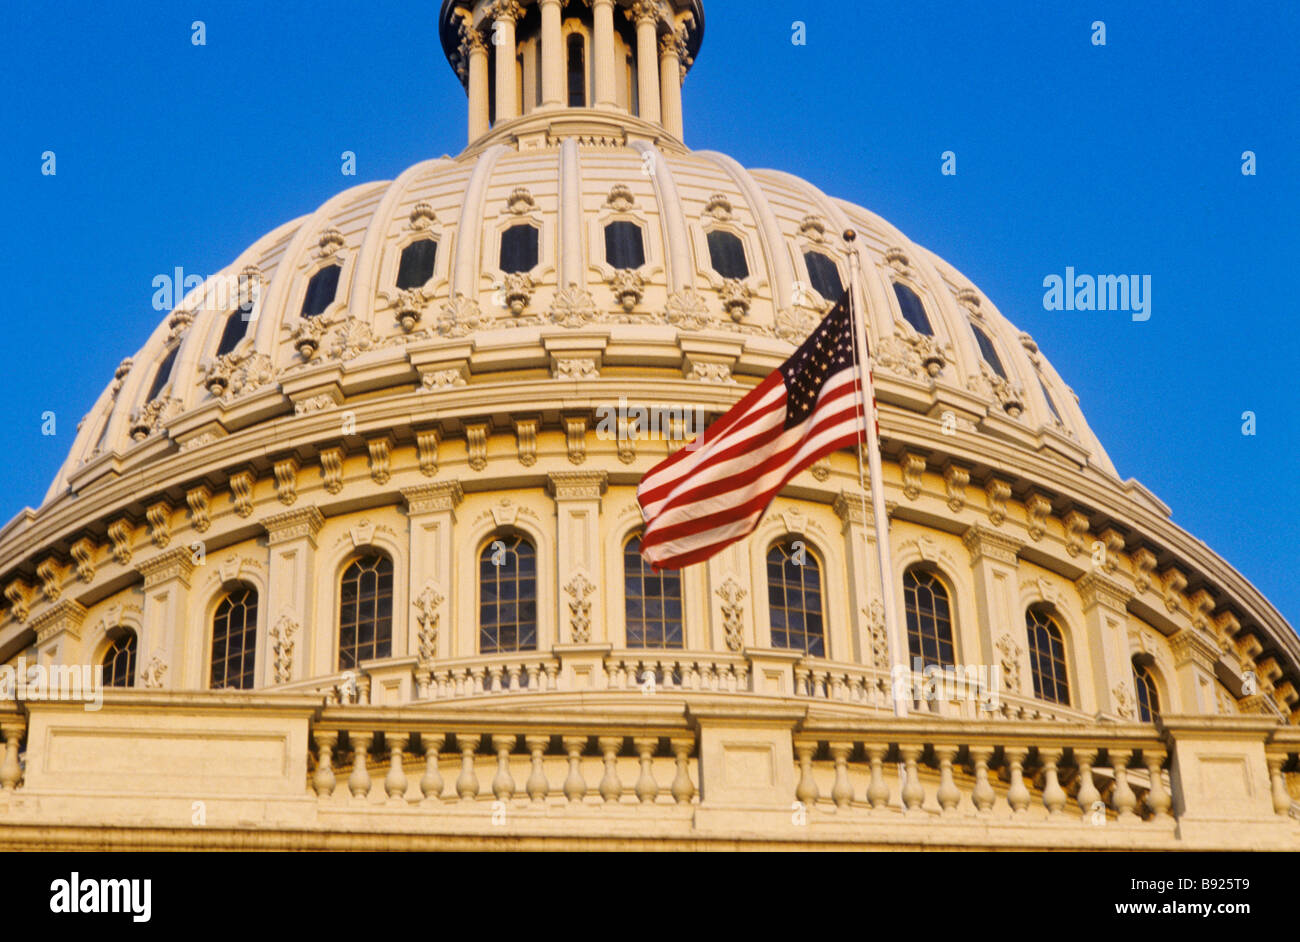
0 0 1295 851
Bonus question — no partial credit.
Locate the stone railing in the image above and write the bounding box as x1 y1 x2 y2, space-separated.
417 652 563 700
603 650 752 693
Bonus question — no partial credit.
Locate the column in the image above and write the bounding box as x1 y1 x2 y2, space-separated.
491 1 522 123
539 0 563 107
632 2 661 123
263 508 323 684
961 525 1025 701
1170 628 1223 715
30 600 88 672
548 471 608 647
833 492 878 668
1077 571 1134 717
591 0 618 109
464 27 490 142
659 32 684 138
136 548 198 688
402 483 463 688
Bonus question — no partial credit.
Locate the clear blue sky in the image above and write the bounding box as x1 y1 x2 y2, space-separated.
1 0 1296 626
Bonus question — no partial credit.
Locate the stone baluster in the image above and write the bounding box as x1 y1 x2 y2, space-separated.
829 742 855 809
1110 749 1138 821
598 736 624 802
507 664 522 691
795 742 819 806
563 735 588 802
1004 747 1030 813
488 664 504 693
348 731 373 799
421 734 445 801
634 737 659 803
899 745 925 813
1144 750 1172 818
934 745 961 814
1039 748 1066 816
491 734 516 801
469 666 486 696
526 663 541 691
970 746 995 813
544 663 559 691
866 745 891 810
794 667 810 697
1075 748 1101 817
670 738 695 804
456 735 480 801
384 733 409 803
526 735 550 804
0 724 21 792
313 731 338 799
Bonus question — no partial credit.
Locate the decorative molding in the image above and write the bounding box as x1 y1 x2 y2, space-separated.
1063 511 1090 557
1025 493 1052 542
293 392 340 415
214 555 261 586
1161 566 1187 613
664 289 711 331
274 458 300 506
30 599 87 645
554 358 599 381
69 537 96 583
35 558 62 602
437 293 484 338
1188 588 1215 631
1022 575 1063 608
719 279 753 322
610 269 645 312
1098 527 1126 574
186 486 212 533
402 482 464 516
565 417 587 465
984 478 1012 526
145 501 172 549
414 584 445 666
716 577 746 652
1170 628 1220 671
687 361 733 384
367 437 392 485
107 519 133 566
422 365 469 390
548 471 608 502
962 524 1021 567
269 614 297 685
564 573 596 644
136 546 197 589
900 452 926 501
996 633 1023 692
605 183 635 212
228 470 255 518
141 652 168 689
3 579 29 623
943 464 969 513
466 423 489 471
1077 570 1131 612
549 283 600 328
514 419 538 467
1131 547 1158 594
1112 682 1135 719
320 447 345 495
865 600 889 671
416 429 441 477
809 457 831 482
263 507 324 547
832 491 871 528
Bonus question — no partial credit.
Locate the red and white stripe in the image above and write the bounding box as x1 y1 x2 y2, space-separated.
637 365 867 570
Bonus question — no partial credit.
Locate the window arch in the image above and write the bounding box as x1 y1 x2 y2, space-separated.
803 251 844 302
480 533 538 654
396 238 438 290
302 264 342 318
706 230 749 280
1133 659 1160 722
144 346 179 402
500 224 539 273
767 538 825 657
102 630 137 688
338 553 394 670
970 322 1008 379
903 568 955 669
1026 608 1070 705
605 221 646 270
211 584 258 690
624 534 683 649
567 33 586 107
893 283 933 335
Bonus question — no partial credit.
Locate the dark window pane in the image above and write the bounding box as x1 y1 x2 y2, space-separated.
765 539 825 656
480 533 539 653
894 283 933 336
804 252 843 302
904 568 956 671
623 535 684 650
971 323 1008 379
102 631 138 688
1026 609 1070 706
605 221 646 270
1038 377 1064 423
302 264 342 318
338 553 393 669
396 239 438 290
215 306 252 357
145 346 179 402
500 225 539 273
707 230 749 279
567 34 586 106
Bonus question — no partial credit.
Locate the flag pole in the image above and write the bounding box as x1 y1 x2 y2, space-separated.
844 230 908 719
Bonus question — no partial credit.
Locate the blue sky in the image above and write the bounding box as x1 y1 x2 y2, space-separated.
1 0 1296 626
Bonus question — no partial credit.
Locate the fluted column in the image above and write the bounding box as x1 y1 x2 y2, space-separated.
539 0 563 107
658 32 684 138
591 0 618 109
631 2 661 123
491 1 522 122
464 28 490 142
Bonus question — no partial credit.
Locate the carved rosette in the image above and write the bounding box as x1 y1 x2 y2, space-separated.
438 294 484 337
549 283 600 327
774 306 820 343
664 289 711 330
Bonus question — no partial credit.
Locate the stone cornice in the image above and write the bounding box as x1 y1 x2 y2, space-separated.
962 524 1022 566
1076 570 1132 613
29 598 88 644
547 471 608 501
832 491 872 528
262 507 325 547
136 546 198 589
1169 628 1221 671
402 482 465 516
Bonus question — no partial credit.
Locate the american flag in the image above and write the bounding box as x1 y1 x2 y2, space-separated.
637 295 872 569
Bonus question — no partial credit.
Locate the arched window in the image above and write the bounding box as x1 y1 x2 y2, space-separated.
214 306 252 357
624 534 683 649
144 346 179 402
803 252 844 303
567 34 586 107
102 631 137 688
903 568 955 669
338 553 394 670
211 584 258 690
893 283 933 335
302 264 342 318
706 230 749 280
1133 660 1160 723
767 539 825 657
500 224 539 273
1026 608 1070 705
480 533 538 654
605 221 646 270
970 322 1008 379
1037 377 1063 423
396 238 438 290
